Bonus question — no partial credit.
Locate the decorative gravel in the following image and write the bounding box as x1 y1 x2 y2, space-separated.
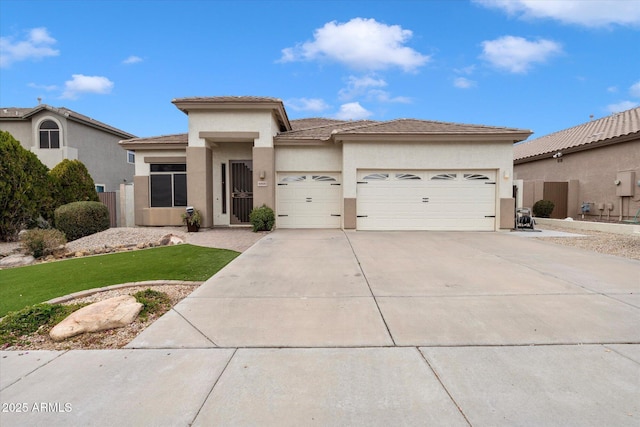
535 225 640 260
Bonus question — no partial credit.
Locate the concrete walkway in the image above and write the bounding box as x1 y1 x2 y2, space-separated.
1 230 639 426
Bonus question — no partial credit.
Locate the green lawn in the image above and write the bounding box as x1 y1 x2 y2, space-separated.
0 244 239 316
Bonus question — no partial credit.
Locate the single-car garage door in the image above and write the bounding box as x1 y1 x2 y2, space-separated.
357 170 496 231
276 173 342 228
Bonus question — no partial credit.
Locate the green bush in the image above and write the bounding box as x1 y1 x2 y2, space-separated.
55 201 110 241
21 228 67 258
249 205 275 232
532 200 555 218
134 289 172 320
50 159 99 206
0 303 85 346
0 131 55 241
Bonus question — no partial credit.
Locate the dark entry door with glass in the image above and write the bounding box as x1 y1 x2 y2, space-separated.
230 160 253 223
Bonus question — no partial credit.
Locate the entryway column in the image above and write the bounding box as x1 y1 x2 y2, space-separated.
186 146 213 228
252 146 275 210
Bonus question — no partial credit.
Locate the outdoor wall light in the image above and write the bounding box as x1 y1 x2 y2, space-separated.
259 170 266 179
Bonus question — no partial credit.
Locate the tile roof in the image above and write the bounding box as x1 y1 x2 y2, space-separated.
119 133 187 146
172 96 283 104
0 105 136 138
514 107 640 161
336 118 529 135
277 120 377 140
122 117 531 146
289 118 348 131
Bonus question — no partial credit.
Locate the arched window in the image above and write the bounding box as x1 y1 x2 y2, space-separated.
39 120 60 149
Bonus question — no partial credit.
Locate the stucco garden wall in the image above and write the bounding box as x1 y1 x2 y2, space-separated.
514 140 640 219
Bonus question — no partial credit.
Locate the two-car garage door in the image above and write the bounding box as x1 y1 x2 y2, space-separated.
356 170 496 231
276 170 497 230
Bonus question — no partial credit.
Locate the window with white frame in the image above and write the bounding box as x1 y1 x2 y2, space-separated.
95 184 106 193
39 120 60 149
127 150 135 164
150 164 187 207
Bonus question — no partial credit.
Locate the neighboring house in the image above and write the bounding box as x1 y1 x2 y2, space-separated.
0 104 136 193
514 107 640 220
120 96 531 231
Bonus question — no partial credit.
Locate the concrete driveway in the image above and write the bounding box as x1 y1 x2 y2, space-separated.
2 230 639 426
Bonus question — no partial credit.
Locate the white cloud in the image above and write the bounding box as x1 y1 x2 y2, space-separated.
279 18 429 72
607 100 638 113
607 86 618 93
474 0 640 27
123 55 142 64
454 77 477 89
339 75 387 100
338 75 410 103
285 97 330 112
454 65 476 75
367 90 411 103
630 81 640 98
28 82 58 91
61 74 114 99
334 102 373 120
0 27 59 68
480 36 562 73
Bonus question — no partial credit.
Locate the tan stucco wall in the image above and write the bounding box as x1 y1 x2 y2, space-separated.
188 110 278 148
344 198 356 229
514 140 640 219
253 146 275 210
275 145 342 171
187 146 213 227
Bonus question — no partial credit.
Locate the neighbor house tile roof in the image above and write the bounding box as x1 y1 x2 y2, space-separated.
514 107 640 162
0 105 136 139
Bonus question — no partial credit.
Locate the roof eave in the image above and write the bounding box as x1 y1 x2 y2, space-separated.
333 132 532 143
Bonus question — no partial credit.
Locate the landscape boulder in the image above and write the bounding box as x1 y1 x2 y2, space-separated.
50 295 143 341
0 254 35 268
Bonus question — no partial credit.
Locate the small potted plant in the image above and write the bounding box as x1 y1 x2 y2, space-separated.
181 207 202 232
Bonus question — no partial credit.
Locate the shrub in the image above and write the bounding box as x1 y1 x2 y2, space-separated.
532 200 555 218
21 228 67 258
0 131 55 241
0 303 85 346
249 205 275 232
134 289 172 320
55 201 110 241
50 159 99 206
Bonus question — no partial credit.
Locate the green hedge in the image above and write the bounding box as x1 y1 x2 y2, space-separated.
54 201 110 241
249 205 275 232
532 200 555 218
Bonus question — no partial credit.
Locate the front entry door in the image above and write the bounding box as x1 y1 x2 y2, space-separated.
230 160 253 224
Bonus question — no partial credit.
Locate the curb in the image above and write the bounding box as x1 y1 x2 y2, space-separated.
46 280 203 304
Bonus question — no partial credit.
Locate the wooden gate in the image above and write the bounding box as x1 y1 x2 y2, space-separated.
230 160 253 223
543 182 568 219
98 192 117 227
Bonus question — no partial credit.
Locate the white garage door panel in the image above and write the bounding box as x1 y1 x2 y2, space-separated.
277 174 342 228
357 170 496 231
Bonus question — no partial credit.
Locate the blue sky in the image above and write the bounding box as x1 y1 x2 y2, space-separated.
1 0 639 139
